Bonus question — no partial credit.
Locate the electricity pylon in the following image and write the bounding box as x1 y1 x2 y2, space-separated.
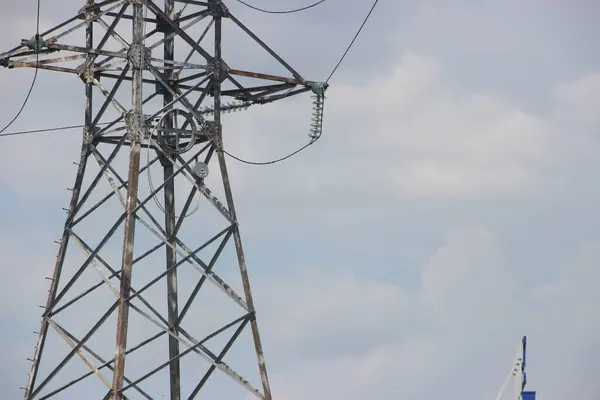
0 1 326 399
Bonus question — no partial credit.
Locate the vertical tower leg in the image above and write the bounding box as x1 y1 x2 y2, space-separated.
23 1 95 398
162 0 182 399
111 2 144 399
210 2 273 398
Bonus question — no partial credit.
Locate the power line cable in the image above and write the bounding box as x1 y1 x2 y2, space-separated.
0 0 42 134
222 0 381 166
326 0 380 83
220 139 318 165
235 0 328 14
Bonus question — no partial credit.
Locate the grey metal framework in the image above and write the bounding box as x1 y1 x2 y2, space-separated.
0 0 326 399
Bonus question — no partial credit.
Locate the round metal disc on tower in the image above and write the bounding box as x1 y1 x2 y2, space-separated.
193 161 209 179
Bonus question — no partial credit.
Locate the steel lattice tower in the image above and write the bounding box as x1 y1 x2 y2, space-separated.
0 1 326 399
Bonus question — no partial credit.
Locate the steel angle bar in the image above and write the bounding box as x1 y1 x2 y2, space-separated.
96 18 130 48
42 1 127 48
92 64 130 127
49 235 162 318
222 82 293 97
211 9 272 386
178 9 213 23
133 214 248 310
37 331 161 400
29 302 119 399
145 0 213 61
95 72 209 95
47 320 112 390
177 326 264 399
120 313 250 393
89 148 246 310
174 0 211 6
95 27 160 68
135 144 212 211
127 225 232 301
148 65 208 125
95 59 128 72
25 133 93 398
173 184 200 233
228 12 304 82
176 71 209 84
9 65 79 74
69 235 174 335
188 315 250 399
148 58 208 70
70 152 161 227
133 242 164 264
40 322 153 400
92 78 129 114
95 3 130 55
177 228 233 325
146 10 210 52
224 75 246 92
70 233 120 298
145 75 211 121
71 136 128 220
181 81 213 130
11 53 86 66
228 69 303 85
91 90 158 138
104 12 157 23
141 137 232 222
44 214 126 316
127 303 261 397
255 86 311 104
46 43 127 61
0 15 81 60
174 18 213 75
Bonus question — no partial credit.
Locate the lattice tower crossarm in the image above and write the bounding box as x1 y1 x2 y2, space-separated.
0 0 327 399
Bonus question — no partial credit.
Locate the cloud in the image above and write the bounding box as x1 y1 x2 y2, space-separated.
255 226 600 400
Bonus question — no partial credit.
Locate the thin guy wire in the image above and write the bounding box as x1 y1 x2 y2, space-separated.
326 0 380 83
0 0 42 134
235 0 328 14
0 122 111 138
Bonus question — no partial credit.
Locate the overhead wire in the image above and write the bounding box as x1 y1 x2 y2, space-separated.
235 0 328 14
0 0 382 169
222 0 380 166
326 0 380 83
0 122 111 138
0 0 42 134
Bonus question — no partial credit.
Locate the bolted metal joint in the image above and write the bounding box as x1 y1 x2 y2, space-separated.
127 44 150 70
83 125 99 144
203 120 223 148
125 111 147 142
77 62 97 84
208 0 230 18
207 58 230 82
77 4 101 20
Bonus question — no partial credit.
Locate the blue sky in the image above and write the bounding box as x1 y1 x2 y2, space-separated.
1 0 599 399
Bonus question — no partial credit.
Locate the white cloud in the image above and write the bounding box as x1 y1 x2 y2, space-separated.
255 226 600 400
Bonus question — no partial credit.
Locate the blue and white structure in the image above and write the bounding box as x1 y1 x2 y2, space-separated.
496 336 537 400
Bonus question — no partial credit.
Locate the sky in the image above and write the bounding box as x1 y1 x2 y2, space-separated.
1 0 600 399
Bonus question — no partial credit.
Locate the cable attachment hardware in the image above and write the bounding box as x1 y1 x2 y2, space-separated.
27 35 45 51
309 82 327 140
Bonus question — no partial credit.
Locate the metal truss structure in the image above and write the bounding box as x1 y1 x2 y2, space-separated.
0 0 327 399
